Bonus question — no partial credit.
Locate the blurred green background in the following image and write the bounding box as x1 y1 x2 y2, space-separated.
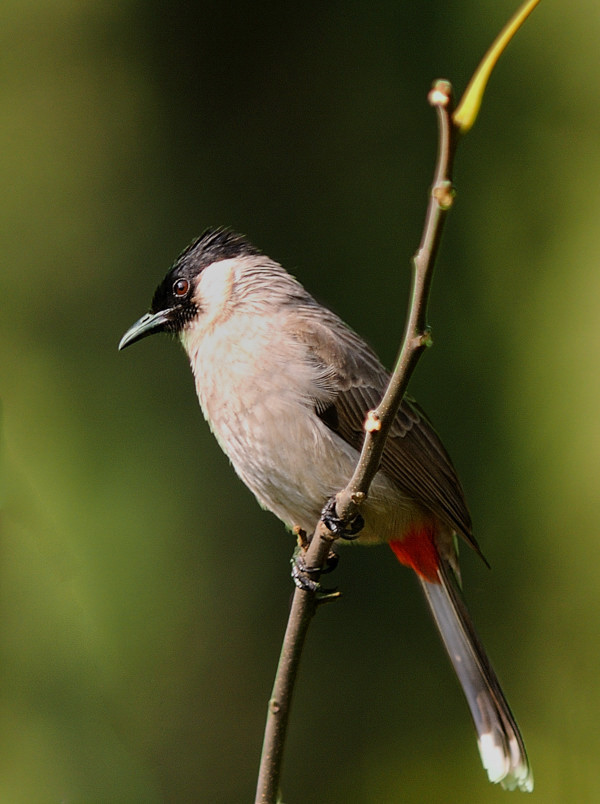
1 1 599 802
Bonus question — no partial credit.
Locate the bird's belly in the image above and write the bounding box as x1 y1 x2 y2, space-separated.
189 330 422 544
205 390 419 544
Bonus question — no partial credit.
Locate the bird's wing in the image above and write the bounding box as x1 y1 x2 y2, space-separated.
288 306 480 554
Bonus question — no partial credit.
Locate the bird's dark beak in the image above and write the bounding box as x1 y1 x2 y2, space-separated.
118 309 173 350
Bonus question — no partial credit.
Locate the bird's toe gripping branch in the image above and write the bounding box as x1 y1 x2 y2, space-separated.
291 546 341 601
320 496 365 540
289 496 363 601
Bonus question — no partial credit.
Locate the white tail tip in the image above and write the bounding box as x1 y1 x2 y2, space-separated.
478 733 534 792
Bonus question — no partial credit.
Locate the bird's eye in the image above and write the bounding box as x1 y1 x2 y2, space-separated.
173 278 190 298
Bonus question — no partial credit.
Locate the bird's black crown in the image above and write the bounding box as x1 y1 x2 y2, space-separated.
175 227 262 271
150 227 260 321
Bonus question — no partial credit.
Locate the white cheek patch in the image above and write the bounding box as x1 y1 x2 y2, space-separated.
194 258 237 318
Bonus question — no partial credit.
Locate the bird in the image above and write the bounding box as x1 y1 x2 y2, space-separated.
119 227 533 792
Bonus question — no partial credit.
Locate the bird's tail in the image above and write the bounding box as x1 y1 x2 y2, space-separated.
419 561 533 792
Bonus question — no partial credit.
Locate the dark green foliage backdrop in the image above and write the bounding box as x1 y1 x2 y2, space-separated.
1 2 599 801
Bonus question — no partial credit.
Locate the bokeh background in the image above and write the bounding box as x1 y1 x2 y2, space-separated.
1 1 599 802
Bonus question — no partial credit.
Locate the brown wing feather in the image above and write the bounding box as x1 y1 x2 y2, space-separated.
289 306 484 559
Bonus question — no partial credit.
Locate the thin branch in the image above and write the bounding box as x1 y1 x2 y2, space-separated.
336 80 457 514
254 6 543 798
254 80 458 804
254 565 318 804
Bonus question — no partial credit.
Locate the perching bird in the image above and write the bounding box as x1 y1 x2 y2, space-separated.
119 227 533 792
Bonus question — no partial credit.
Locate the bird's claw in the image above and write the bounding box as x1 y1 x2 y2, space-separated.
320 548 339 575
291 549 320 592
321 497 364 540
290 547 341 603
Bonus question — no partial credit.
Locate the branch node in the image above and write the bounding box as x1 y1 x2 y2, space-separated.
364 410 382 433
316 590 343 606
419 328 434 349
432 180 455 210
428 79 452 108
293 525 309 550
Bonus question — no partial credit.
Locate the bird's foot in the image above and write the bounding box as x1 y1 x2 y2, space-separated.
320 497 364 540
292 527 339 574
290 546 341 603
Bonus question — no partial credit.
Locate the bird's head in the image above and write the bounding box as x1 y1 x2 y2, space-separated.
118 228 263 351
